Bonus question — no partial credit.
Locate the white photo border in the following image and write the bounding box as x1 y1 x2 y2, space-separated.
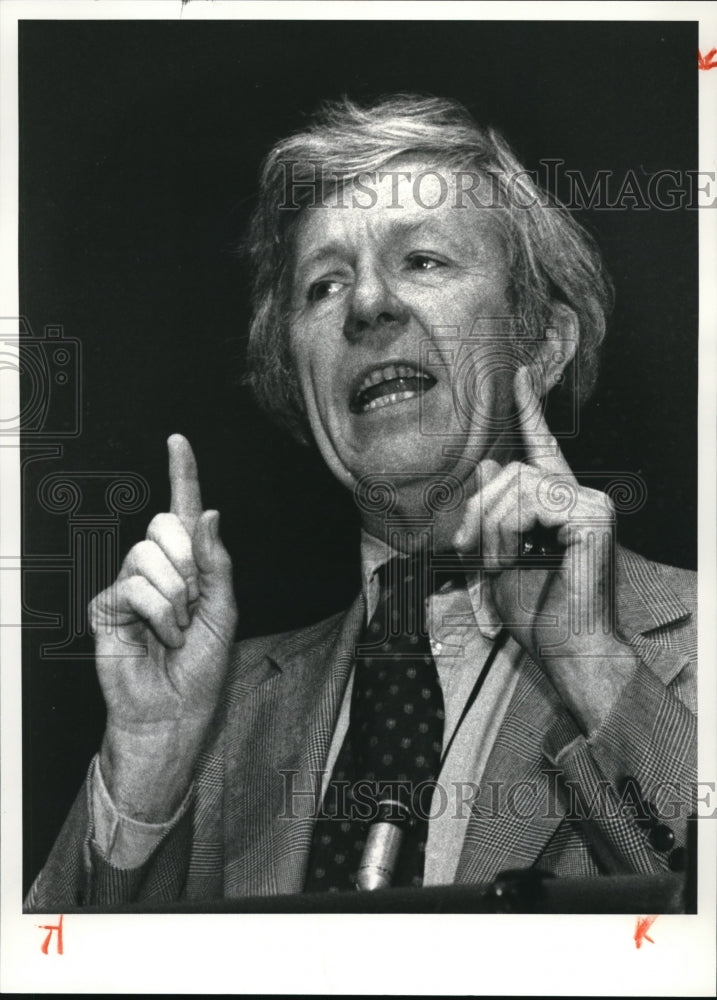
1 2 715 995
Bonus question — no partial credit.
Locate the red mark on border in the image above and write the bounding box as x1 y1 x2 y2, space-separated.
38 914 64 955
698 49 717 70
634 914 658 949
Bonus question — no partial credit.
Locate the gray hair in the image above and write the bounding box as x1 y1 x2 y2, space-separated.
244 94 613 442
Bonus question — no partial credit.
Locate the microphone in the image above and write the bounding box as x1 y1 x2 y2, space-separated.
355 799 408 891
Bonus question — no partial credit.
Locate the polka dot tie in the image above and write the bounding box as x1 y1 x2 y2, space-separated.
304 553 445 893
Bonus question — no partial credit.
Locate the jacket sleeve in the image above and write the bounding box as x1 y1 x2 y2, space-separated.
23 762 196 911
543 648 697 877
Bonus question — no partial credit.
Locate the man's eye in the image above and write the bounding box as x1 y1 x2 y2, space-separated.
307 279 342 303
407 254 444 271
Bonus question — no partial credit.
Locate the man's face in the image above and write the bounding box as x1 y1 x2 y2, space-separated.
288 159 520 493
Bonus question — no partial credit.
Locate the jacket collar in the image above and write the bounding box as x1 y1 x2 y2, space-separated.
264 591 366 676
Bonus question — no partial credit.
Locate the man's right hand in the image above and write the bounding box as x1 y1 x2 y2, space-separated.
90 435 237 823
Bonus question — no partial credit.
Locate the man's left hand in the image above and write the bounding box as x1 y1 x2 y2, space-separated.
453 367 639 735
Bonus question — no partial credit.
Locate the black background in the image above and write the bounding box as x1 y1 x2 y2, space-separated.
20 19 697 892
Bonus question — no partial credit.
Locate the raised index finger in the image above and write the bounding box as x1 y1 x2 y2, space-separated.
514 366 571 474
168 434 203 533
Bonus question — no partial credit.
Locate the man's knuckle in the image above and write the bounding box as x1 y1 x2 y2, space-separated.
121 544 139 573
595 489 615 512
125 573 149 600
135 539 157 563
147 512 168 536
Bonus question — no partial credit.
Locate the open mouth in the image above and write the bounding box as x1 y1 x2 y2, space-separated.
349 362 437 415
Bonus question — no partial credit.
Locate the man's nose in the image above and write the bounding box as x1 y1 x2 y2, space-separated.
343 266 409 342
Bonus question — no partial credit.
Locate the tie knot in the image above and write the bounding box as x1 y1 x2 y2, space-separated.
377 549 464 600
373 550 464 648
376 554 425 640
377 552 422 590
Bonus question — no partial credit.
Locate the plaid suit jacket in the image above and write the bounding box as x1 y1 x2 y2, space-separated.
26 545 697 909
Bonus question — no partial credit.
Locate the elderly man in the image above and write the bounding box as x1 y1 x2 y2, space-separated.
26 95 696 909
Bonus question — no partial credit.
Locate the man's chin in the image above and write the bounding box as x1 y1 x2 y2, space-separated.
348 452 473 535
345 438 473 486
316 409 488 495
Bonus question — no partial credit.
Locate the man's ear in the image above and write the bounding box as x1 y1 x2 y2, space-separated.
531 301 578 398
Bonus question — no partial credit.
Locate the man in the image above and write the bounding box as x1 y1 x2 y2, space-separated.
25 95 696 909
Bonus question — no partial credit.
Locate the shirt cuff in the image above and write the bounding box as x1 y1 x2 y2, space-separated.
90 754 193 870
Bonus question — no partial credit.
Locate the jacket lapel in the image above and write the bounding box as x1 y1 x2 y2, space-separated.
454 545 693 884
453 652 568 884
223 594 365 896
